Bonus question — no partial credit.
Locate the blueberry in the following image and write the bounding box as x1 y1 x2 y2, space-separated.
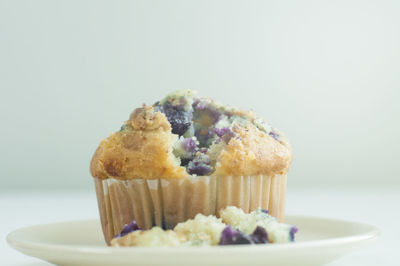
218 226 252 245
250 226 269 244
114 220 140 238
260 209 269 214
180 158 191 166
289 226 298 241
219 226 270 245
187 163 212 175
157 101 193 136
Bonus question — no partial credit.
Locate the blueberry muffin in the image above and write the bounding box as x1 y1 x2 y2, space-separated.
90 90 292 245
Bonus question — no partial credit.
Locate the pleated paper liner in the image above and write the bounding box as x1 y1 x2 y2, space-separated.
94 174 287 245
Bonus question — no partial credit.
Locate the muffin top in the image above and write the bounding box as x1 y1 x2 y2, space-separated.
90 90 292 179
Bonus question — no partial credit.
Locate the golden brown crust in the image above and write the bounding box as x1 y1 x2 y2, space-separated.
90 103 293 180
230 109 257 121
90 105 187 180
213 124 292 177
128 105 171 131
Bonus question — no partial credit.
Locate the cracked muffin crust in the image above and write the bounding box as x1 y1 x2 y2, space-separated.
90 90 292 180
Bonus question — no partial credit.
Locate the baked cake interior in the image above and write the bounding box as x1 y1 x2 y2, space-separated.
141 91 280 176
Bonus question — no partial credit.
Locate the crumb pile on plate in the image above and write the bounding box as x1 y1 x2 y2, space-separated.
111 206 298 247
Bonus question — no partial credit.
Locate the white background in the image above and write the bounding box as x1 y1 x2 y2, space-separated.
1 0 399 190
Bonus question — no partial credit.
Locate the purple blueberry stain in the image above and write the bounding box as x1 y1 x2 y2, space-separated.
192 98 222 125
268 130 280 141
289 226 298 241
114 220 140 238
214 127 236 143
192 98 206 110
187 153 212 175
183 138 198 153
214 127 231 138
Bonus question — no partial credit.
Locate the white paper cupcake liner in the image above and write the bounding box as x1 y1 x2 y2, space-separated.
94 174 287 245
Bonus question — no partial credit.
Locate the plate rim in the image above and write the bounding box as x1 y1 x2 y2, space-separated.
7 215 380 254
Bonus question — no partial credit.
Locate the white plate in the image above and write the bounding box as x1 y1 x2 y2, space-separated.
7 216 379 266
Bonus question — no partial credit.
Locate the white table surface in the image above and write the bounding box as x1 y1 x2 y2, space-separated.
1 187 399 266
